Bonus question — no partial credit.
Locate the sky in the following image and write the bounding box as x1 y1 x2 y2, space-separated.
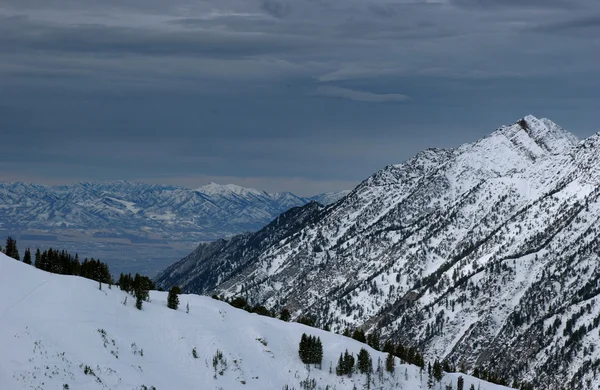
1 0 599 195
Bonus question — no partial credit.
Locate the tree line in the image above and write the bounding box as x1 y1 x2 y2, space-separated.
2 236 112 284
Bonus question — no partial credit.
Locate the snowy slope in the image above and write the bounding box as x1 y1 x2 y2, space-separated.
0 254 509 390
157 115 600 388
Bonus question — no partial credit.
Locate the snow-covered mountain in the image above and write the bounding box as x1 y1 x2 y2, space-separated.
0 181 346 241
155 115 600 388
0 253 509 390
0 181 347 275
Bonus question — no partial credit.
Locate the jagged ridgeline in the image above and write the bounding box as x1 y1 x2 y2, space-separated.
155 115 600 389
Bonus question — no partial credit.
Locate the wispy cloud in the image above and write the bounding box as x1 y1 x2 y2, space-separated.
312 86 410 103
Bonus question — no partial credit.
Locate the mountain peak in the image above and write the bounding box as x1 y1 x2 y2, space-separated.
495 115 578 156
195 182 266 197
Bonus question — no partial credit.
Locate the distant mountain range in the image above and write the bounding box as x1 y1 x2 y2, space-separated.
156 115 600 388
0 181 348 275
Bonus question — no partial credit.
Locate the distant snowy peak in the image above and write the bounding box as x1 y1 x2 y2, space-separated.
195 182 349 206
0 180 349 244
195 182 267 198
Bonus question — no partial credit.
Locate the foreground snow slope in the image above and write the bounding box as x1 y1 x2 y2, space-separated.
0 254 508 390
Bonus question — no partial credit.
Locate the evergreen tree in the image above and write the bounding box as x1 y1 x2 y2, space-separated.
280 308 291 322
34 248 41 268
357 348 372 375
135 294 143 310
336 353 344 376
299 333 309 363
382 340 395 354
366 331 380 350
297 315 316 327
314 337 323 368
345 351 355 376
4 237 19 260
352 329 366 343
457 376 464 390
133 273 151 302
186 302 190 314
385 352 395 374
23 248 32 265
432 359 443 382
167 286 181 310
469 384 475 390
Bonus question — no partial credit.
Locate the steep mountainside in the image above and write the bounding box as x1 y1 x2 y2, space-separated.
0 253 510 390
156 115 600 388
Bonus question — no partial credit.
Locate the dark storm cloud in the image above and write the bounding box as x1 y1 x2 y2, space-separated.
1 0 600 194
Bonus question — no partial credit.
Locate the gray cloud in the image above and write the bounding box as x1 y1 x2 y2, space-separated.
312 86 410 103
260 0 292 18
451 0 581 8
0 17 314 58
0 0 599 194
530 15 600 33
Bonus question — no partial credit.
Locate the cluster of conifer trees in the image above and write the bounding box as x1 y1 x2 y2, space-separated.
3 236 112 284
211 295 274 318
335 350 355 376
298 334 323 367
117 273 155 310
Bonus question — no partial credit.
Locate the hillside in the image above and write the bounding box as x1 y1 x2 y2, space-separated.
0 181 347 276
0 253 508 390
155 115 600 388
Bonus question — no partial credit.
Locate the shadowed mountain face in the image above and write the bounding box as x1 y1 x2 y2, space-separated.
0 181 347 275
156 115 600 388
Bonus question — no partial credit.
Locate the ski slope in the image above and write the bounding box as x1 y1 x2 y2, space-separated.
0 253 509 390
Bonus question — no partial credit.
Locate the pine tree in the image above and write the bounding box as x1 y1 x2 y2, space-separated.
357 348 372 375
345 350 355 376
366 331 380 350
352 329 366 343
23 248 32 265
136 295 143 310
432 359 443 382
280 308 291 322
167 286 181 310
186 302 190 313
4 237 20 260
385 352 395 374
457 375 464 390
336 353 344 376
34 248 41 268
314 337 323 368
299 333 308 364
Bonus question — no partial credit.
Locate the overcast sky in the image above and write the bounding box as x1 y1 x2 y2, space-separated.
1 0 599 195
